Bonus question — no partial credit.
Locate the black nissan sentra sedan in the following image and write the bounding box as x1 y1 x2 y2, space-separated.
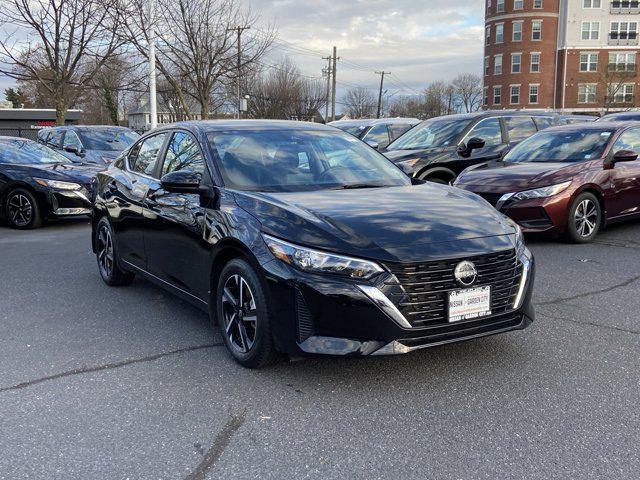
92 121 535 368
0 137 100 229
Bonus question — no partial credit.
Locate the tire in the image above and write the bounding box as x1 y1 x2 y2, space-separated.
565 192 601 243
95 217 135 286
4 188 42 229
418 171 451 185
216 258 280 368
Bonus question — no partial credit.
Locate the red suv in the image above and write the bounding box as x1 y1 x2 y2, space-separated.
454 122 640 243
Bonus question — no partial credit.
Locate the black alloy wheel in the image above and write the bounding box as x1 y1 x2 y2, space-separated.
95 217 135 286
216 258 279 368
5 189 42 229
566 192 601 243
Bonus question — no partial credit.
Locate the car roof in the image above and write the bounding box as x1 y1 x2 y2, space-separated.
329 118 420 126
541 121 631 132
420 110 558 124
155 119 339 133
599 111 640 120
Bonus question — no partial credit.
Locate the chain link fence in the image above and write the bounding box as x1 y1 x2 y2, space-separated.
0 128 40 141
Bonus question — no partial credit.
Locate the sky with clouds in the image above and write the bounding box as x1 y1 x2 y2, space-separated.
1 0 485 104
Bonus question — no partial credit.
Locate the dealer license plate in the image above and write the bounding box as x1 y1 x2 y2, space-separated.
448 286 491 323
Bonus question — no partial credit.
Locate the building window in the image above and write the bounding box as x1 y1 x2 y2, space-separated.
532 21 542 40
610 22 638 42
483 87 489 106
496 23 504 43
609 52 637 72
533 0 543 8
511 53 522 73
581 22 600 40
497 0 505 12
512 21 523 41
608 83 634 103
486 26 491 46
484 57 490 76
514 0 523 9
529 85 539 104
530 53 541 72
494 55 503 75
493 86 502 104
582 0 601 7
510 85 521 104
579 53 598 72
578 84 597 103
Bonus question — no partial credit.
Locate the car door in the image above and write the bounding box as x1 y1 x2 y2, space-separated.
607 127 640 218
110 132 169 268
456 116 506 172
143 130 211 300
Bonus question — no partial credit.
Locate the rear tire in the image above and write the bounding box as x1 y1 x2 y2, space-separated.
565 192 601 243
216 258 280 368
5 188 42 229
95 217 135 286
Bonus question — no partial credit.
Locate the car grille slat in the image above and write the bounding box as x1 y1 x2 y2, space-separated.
385 249 522 328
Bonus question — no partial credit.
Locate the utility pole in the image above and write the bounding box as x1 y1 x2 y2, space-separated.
148 0 157 129
322 55 332 124
375 71 391 118
228 26 250 119
331 46 339 122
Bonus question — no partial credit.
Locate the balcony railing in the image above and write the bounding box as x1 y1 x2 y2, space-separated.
608 32 639 45
607 63 638 74
605 94 635 104
610 1 640 13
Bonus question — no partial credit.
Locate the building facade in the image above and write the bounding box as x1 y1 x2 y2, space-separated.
483 0 639 113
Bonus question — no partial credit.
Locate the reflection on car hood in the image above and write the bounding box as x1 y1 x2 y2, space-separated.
234 184 516 263
30 162 103 184
457 160 588 191
383 147 446 163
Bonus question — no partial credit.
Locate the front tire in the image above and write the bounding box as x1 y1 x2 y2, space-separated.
566 192 601 243
5 188 42 229
95 217 135 286
216 258 279 368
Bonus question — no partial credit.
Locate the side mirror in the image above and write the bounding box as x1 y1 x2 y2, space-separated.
612 149 638 164
64 145 84 156
366 141 380 150
458 137 485 157
161 170 203 194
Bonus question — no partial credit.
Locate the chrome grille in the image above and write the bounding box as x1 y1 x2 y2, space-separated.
385 249 522 329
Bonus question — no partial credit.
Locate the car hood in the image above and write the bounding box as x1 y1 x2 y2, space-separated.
383 147 447 163
234 184 517 263
28 162 103 185
456 160 589 192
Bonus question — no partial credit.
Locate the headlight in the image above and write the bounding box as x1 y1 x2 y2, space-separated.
263 234 384 279
503 216 525 254
34 178 82 191
512 181 572 202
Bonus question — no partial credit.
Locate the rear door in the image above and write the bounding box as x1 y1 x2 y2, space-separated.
456 116 506 172
607 127 640 218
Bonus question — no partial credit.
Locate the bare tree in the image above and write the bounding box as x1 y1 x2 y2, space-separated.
341 87 376 118
451 73 482 113
0 0 126 124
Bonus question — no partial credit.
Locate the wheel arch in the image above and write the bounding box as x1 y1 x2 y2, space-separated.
1 181 49 219
416 166 457 183
573 185 606 226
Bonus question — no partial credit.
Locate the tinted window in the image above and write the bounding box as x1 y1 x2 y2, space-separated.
78 129 139 151
534 117 554 130
505 117 537 142
47 130 63 148
363 124 390 148
389 124 414 141
505 129 615 163
334 124 367 137
207 129 409 192
612 128 640 154
0 139 71 164
463 118 503 147
162 132 205 177
387 117 470 150
63 130 82 148
37 130 50 144
129 134 167 176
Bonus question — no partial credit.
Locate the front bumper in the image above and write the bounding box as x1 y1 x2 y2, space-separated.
38 186 92 217
261 247 535 357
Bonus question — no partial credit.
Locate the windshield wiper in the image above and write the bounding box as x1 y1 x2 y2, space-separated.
336 183 385 190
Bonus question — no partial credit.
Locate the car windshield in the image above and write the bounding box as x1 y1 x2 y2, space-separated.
0 139 71 165
78 130 139 151
386 117 469 151
504 128 615 163
207 128 411 192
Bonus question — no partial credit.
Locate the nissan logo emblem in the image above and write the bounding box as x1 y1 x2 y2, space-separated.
454 261 477 287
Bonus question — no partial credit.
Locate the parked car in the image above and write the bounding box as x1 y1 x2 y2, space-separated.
0 137 100 229
597 111 640 122
558 115 597 125
453 122 640 243
92 120 535 368
38 126 139 166
329 118 420 150
383 110 560 183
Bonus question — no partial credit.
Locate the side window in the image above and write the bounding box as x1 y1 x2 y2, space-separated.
505 116 537 143
129 133 167 176
364 124 391 148
37 130 50 144
161 132 205 177
533 117 554 130
612 128 640 155
63 131 82 148
47 130 63 148
464 118 503 147
389 124 413 142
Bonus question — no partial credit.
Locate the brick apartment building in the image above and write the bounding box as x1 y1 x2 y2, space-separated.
483 0 639 113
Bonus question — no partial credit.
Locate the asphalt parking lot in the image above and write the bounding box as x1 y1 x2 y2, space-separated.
1 220 639 479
